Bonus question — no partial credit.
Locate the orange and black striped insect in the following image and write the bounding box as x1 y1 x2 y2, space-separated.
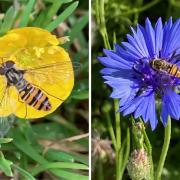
0 61 52 111
150 59 180 78
0 59 79 118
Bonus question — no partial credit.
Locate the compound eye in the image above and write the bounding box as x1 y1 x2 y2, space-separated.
5 61 14 68
0 67 5 75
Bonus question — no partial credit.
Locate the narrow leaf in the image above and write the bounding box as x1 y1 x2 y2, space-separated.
12 164 35 180
49 169 88 180
0 152 13 177
68 14 88 44
0 6 16 35
0 138 13 144
31 162 88 176
45 1 78 32
19 0 35 27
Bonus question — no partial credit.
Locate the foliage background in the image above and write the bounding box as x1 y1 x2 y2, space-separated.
92 0 180 179
0 0 88 180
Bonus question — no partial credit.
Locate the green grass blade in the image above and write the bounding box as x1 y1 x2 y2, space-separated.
12 164 35 180
0 152 13 177
32 10 46 27
10 130 47 164
31 162 88 176
49 169 88 180
45 149 75 162
44 0 73 26
10 129 88 179
19 0 35 27
0 6 16 35
42 0 63 27
67 14 88 45
45 1 79 32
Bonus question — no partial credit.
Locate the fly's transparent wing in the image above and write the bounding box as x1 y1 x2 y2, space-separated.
0 77 18 118
23 61 80 85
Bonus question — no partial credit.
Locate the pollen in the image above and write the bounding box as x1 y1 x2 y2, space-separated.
33 47 45 58
48 46 59 55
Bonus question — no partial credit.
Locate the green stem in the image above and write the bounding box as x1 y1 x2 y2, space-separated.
120 0 160 16
114 99 121 180
155 117 171 180
97 160 104 180
115 99 121 150
119 128 130 180
170 0 180 7
105 112 117 150
141 121 154 180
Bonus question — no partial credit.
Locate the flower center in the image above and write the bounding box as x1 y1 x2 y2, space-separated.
133 60 180 94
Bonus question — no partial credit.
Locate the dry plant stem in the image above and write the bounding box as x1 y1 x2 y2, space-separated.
155 117 171 180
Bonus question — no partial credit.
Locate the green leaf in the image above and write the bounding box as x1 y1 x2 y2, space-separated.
47 169 88 180
45 149 74 162
45 1 79 32
0 6 16 36
31 162 88 176
71 89 89 100
12 164 35 180
10 129 87 179
42 0 63 27
10 130 47 164
67 14 88 46
19 0 35 27
0 152 13 177
0 138 13 144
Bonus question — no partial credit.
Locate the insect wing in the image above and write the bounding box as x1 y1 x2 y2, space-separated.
0 83 16 116
24 61 80 85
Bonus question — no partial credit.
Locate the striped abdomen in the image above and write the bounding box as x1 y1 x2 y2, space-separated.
150 59 180 78
19 83 52 111
167 64 180 78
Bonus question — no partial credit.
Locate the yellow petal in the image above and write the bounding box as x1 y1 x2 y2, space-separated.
0 27 74 119
9 27 59 47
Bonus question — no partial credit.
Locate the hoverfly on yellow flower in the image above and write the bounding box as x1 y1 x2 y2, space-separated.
0 27 78 119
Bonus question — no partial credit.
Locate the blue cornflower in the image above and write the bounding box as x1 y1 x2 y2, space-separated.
98 17 180 130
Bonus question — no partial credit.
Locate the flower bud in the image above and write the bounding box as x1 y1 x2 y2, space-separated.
127 149 150 180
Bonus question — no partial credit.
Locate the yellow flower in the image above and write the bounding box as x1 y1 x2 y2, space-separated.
0 27 74 119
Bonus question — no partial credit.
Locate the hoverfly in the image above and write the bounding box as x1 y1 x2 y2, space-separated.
150 59 180 78
0 58 79 119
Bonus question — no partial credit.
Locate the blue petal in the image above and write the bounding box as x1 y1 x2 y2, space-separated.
161 17 173 58
130 26 149 57
162 89 180 120
98 56 131 69
161 99 168 126
144 18 156 57
126 34 147 57
122 42 144 58
114 43 140 61
119 89 158 130
155 17 163 57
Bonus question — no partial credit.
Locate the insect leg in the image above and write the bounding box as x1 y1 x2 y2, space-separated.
17 94 28 119
18 94 24 103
